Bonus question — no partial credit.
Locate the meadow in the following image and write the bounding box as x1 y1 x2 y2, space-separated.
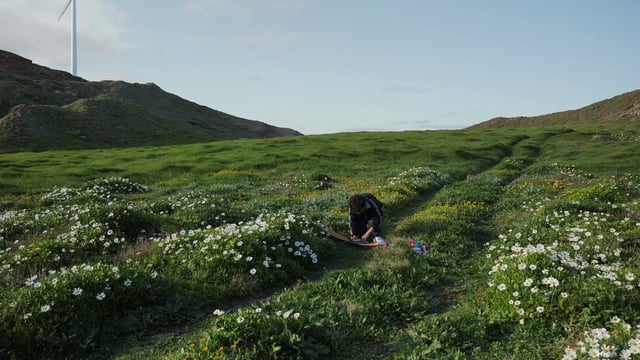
1 125 639 359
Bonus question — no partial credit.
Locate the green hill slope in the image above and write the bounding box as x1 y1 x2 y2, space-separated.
469 89 640 129
0 50 301 153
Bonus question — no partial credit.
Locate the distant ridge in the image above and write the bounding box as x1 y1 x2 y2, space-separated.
0 49 302 153
468 89 640 129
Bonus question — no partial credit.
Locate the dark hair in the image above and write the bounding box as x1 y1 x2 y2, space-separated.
348 194 366 214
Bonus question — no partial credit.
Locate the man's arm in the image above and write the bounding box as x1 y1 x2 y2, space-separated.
361 226 375 241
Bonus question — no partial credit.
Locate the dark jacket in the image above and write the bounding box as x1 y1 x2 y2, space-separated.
349 193 384 239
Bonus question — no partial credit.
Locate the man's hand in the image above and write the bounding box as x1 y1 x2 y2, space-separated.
361 227 374 241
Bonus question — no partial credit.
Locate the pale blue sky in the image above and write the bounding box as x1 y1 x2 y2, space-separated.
1 1 638 134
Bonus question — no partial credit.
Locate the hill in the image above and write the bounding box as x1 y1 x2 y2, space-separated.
468 89 640 129
0 50 301 153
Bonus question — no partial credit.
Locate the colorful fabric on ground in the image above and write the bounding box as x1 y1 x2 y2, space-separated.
409 239 429 255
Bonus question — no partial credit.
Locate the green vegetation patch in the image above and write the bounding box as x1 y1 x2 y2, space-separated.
1 126 640 359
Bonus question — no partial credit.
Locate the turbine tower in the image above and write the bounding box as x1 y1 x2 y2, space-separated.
58 0 77 76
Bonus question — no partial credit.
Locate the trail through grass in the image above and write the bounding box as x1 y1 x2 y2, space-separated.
116 132 536 359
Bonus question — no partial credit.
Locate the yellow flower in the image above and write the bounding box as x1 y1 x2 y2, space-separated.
202 346 209 352
189 343 195 348
215 169 241 176
200 337 206 342
231 339 240 351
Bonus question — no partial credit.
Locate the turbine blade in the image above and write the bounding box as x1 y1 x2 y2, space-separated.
57 0 73 21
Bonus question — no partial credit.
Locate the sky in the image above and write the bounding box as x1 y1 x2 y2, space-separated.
1 1 639 135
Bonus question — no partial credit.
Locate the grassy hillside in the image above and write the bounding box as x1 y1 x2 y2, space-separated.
470 89 640 129
0 129 526 196
0 50 301 153
1 125 640 359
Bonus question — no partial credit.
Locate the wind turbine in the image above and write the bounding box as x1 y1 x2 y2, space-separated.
58 0 77 76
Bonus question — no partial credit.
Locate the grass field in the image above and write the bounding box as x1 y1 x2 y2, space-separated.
1 125 640 359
